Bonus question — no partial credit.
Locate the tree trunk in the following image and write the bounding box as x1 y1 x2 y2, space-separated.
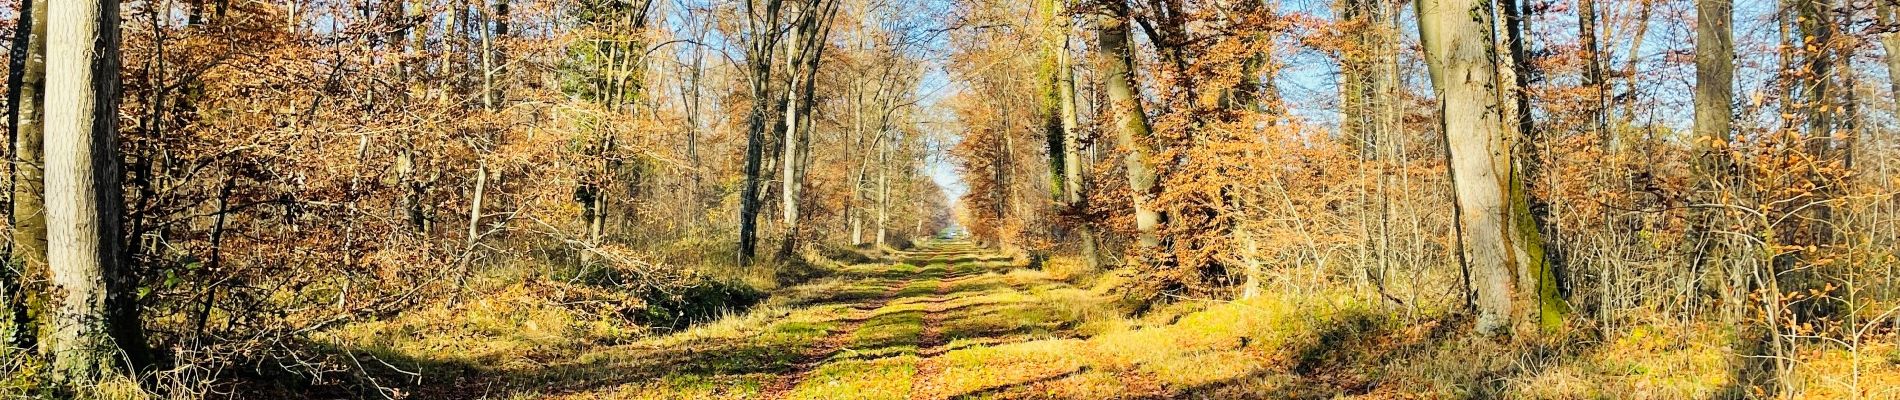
1495 0 1566 331
1417 0 1521 336
46 0 144 380
480 0 497 110
738 0 785 265
398 142 427 233
4 0 47 351
1692 0 1734 315
780 25 802 255
467 164 487 244
1798 0 1833 147
784 0 835 257
877 132 890 248
1579 0 1608 149
484 0 508 109
1057 31 1100 271
1230 0 1280 297
1093 5 1164 251
1040 0 1068 201
1882 1 1900 114
1041 0 1099 269
1340 0 1372 151
852 163 867 246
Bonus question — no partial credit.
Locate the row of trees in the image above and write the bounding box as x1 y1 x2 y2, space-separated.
948 0 1898 371
0 0 954 393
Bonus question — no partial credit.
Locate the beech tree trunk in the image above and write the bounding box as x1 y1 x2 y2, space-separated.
877 132 890 248
1882 1 1900 113
1495 0 1567 331
46 0 145 381
1579 0 1607 149
1059 36 1100 270
1093 5 1163 251
1692 0 1734 279
1040 0 1068 200
1040 0 1098 269
4 0 46 350
1418 0 1523 336
781 22 803 258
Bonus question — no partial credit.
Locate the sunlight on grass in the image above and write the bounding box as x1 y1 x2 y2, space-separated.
307 243 1879 399
920 339 1088 399
785 356 919 400
851 308 925 353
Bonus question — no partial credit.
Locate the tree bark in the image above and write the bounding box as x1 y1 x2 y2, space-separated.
1692 0 1734 266
1579 0 1608 149
4 0 46 351
1040 0 1100 269
1093 4 1164 251
1882 1 1900 114
739 0 785 265
1040 0 1069 201
1495 0 1566 331
46 0 144 380
1058 31 1100 271
1418 0 1521 336
877 131 891 248
780 21 803 258
1340 0 1372 151
484 0 508 109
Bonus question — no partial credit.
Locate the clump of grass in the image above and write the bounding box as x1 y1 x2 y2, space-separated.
1038 255 1098 284
0 350 46 398
1792 340 1900 399
81 375 152 400
314 279 651 380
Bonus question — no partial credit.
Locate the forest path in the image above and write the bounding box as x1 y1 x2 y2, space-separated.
503 240 1187 400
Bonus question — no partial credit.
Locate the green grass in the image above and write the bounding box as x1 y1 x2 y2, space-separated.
786 357 919 400
309 243 1900 400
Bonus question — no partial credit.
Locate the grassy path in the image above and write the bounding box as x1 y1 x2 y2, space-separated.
468 240 1137 399
322 238 1884 399
441 240 1339 400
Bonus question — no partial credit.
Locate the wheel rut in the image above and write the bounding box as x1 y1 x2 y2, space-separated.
760 269 912 399
907 274 955 400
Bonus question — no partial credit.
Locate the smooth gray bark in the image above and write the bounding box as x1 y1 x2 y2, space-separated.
46 0 142 381
4 0 46 351
1418 0 1519 336
1093 6 1163 251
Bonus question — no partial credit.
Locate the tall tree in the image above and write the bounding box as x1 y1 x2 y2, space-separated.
1578 0 1607 148
1227 0 1282 298
1041 0 1099 268
782 16 806 252
4 0 47 351
1058 23 1100 270
739 0 787 265
1340 0 1375 151
779 0 839 258
1882 0 1900 113
1418 0 1538 336
1495 0 1566 331
1692 0 1734 275
1093 1 1164 251
1040 0 1069 201
45 0 145 381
